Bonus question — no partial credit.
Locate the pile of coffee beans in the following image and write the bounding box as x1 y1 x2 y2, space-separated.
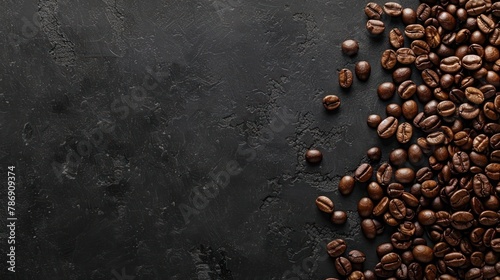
314 0 500 279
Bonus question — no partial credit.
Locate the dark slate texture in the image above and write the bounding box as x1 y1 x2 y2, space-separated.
2 0 416 279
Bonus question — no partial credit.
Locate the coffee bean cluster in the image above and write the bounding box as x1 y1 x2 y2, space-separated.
315 0 500 279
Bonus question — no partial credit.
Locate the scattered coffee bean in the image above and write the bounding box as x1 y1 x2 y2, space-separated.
339 175 356 195
338 69 353 89
315 196 334 213
355 61 371 81
342 39 359 56
322 95 341 111
331 210 347 225
305 149 322 163
327 239 347 257
366 20 385 35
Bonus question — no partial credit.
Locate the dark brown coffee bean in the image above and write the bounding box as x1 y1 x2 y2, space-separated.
323 95 341 111
418 209 436 226
331 210 348 225
394 168 415 184
366 19 385 35
421 69 440 88
479 210 499 226
425 25 440 48
355 61 371 81
465 87 485 105
389 149 407 166
381 252 402 271
348 250 366 264
316 195 334 213
367 182 384 201
389 198 406 220
397 80 416 99
392 67 412 83
367 114 382 128
377 116 398 139
437 11 456 31
405 24 425 40
386 103 402 118
377 242 394 258
490 28 500 46
381 49 397 70
355 163 373 183
339 175 356 195
361 219 377 239
396 122 413 144
459 103 480 120
411 40 430 56
389 28 404 49
367 147 382 162
358 197 374 218
391 232 412 250
377 82 395 100
347 271 364 280
402 8 416 25
443 228 462 247
473 173 492 197
485 163 500 180
421 180 440 198
306 149 323 163
327 239 347 257
419 115 441 133
466 0 488 16
416 3 431 21
396 48 416 64
365 2 384 19
472 134 489 153
451 211 474 230
443 252 467 267
440 56 461 73
383 2 402 17
374 263 394 278
338 69 353 89
426 131 445 145
437 100 456 117
477 14 495 34
450 189 470 209
387 183 404 198
452 151 471 173
412 245 434 263
462 54 483 71
341 40 359 56
373 196 389 216
376 162 393 186
335 256 353 276
402 100 418 120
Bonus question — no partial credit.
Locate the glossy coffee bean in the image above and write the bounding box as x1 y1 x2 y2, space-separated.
342 40 359 56
355 163 373 183
316 196 334 213
365 2 384 19
339 175 356 195
305 149 322 163
327 239 347 257
355 61 371 81
331 210 348 225
338 69 353 89
323 95 341 111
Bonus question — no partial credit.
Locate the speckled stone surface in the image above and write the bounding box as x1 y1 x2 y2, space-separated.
2 0 416 279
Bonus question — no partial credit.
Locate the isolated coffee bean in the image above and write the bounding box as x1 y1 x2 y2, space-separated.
339 175 356 195
327 239 347 257
331 210 348 225
366 20 385 35
306 149 323 163
355 61 371 81
367 147 382 162
402 8 416 25
342 40 359 56
377 116 398 139
365 2 384 19
395 167 415 184
355 163 373 182
323 95 341 111
386 103 402 118
316 196 334 213
338 69 353 89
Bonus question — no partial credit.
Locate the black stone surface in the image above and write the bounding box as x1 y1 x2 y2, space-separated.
2 0 416 279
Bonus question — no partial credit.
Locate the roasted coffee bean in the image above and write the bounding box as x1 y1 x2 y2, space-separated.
485 163 500 180
421 180 440 198
451 211 474 230
348 250 366 264
378 116 398 139
396 122 413 144
367 147 382 162
459 103 480 120
421 69 440 88
342 40 359 56
355 163 373 183
377 242 394 258
397 48 416 64
323 95 341 111
386 103 402 118
331 210 348 225
402 100 418 120
376 162 393 186
381 252 402 271
413 245 434 263
306 149 323 163
389 198 406 220
440 56 461 73
327 239 347 257
462 54 483 71
425 25 440 48
477 14 495 34
443 252 467 267
361 219 377 239
367 20 385 35
395 168 415 184
411 40 430 56
355 61 371 81
402 8 416 25
466 0 488 16
339 175 356 195
437 100 456 117
452 151 470 173
374 262 394 278
367 114 382 128
405 24 425 39
338 69 353 89
419 115 441 133
373 196 390 216
387 183 404 198
389 149 408 166
335 257 353 276
389 28 404 49
383 2 402 17
416 3 431 21
358 197 375 218
391 232 412 250
473 173 492 197
367 182 384 201
479 210 499 226
316 196 334 213
418 209 436 226
381 49 398 70
437 11 456 31
365 2 384 19
378 82 396 100
465 87 485 105
347 271 365 280
398 80 416 99
450 189 470 209
392 67 411 83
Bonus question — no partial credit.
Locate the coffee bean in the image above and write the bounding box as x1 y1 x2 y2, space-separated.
335 257 353 276
477 14 495 34
348 250 366 264
339 175 356 195
376 162 393 186
377 82 396 100
306 149 323 163
366 20 385 35
367 182 384 201
395 167 415 184
396 48 416 64
408 144 423 164
327 239 347 257
392 67 412 83
387 183 404 198
405 24 425 39
338 69 353 89
485 163 500 180
342 40 359 56
361 219 378 239
462 54 483 71
373 196 389 216
381 49 397 70
421 69 440 88
450 189 470 209
381 252 402 271
347 271 364 280
323 95 341 111
479 210 499 226
365 2 384 19
425 25 440 48
383 2 402 17
389 28 404 49
396 122 413 144
418 209 436 226
316 196 334 213
465 87 485 104
402 100 418 120
367 114 382 128
437 100 456 117
367 147 382 162
413 245 434 263
440 56 462 73
459 103 480 120
452 151 470 173
437 11 456 31
389 198 406 219
355 61 371 81
451 211 474 230
397 80 416 99
377 116 398 139
355 163 374 183
444 252 467 267
358 197 374 218
416 3 431 21
402 8 416 25
466 0 488 16
386 103 402 118
331 210 348 225
389 148 407 166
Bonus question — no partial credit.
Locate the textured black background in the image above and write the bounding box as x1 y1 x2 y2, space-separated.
2 0 416 279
